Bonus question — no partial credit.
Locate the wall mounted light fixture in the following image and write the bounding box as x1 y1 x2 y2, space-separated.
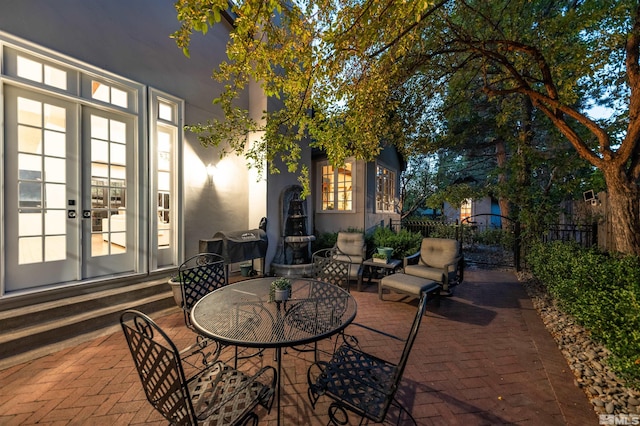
206 163 215 185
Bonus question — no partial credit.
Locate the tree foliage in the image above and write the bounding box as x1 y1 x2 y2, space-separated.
173 0 640 254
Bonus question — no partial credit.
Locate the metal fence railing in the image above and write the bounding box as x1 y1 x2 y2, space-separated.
391 216 599 271
542 223 597 248
388 219 459 239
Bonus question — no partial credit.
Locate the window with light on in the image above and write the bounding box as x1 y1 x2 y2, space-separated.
376 165 396 213
321 161 353 211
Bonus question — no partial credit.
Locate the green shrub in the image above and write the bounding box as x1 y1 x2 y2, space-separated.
427 224 458 239
472 228 515 248
312 232 337 252
527 241 640 387
372 227 423 259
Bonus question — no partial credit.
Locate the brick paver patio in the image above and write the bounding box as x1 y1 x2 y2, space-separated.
0 269 597 425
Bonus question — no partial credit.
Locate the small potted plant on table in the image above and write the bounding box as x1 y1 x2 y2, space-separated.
372 252 389 264
269 277 292 302
376 247 394 260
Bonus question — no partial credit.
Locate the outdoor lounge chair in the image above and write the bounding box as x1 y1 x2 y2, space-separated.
332 232 366 285
120 310 276 426
403 237 464 296
307 291 429 425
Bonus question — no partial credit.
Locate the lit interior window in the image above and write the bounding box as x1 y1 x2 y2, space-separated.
460 199 472 222
321 161 353 211
17 55 67 90
158 102 174 122
91 81 128 108
376 165 395 212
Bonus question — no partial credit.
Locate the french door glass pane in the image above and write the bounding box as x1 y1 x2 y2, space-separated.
19 212 42 236
90 113 127 256
45 235 66 262
44 104 65 131
18 126 42 153
45 209 66 233
19 237 42 264
17 97 41 126
45 183 66 208
110 120 126 143
45 158 65 182
16 96 68 265
44 130 65 156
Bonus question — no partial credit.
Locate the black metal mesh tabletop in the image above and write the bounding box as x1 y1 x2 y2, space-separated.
190 278 357 348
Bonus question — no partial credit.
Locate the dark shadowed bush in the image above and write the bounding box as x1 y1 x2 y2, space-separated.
372 227 423 259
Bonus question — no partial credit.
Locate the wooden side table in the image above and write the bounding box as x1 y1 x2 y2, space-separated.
358 258 403 291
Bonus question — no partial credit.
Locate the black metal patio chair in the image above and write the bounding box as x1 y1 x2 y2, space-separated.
287 249 352 360
311 248 352 292
307 291 429 425
178 253 228 367
179 252 263 367
120 310 276 426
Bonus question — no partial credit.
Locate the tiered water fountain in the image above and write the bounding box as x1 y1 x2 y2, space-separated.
271 185 316 278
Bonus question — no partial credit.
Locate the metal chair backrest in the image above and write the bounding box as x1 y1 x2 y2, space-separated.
312 248 351 292
307 291 429 424
393 291 429 385
120 310 196 424
179 253 226 329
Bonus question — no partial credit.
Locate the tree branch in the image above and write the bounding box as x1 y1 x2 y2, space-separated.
367 0 451 59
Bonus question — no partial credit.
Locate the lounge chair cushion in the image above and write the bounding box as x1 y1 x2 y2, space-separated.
334 232 366 280
403 264 445 282
418 238 459 269
379 273 440 300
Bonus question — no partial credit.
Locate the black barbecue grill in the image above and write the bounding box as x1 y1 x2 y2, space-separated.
199 229 268 277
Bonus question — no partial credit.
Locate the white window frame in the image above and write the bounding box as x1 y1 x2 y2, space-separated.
149 89 183 270
460 198 472 222
0 33 187 294
376 163 396 213
319 159 355 212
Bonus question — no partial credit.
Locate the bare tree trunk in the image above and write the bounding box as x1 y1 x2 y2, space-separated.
495 138 510 227
602 169 640 255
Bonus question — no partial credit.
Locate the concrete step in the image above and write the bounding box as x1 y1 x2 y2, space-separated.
0 277 179 370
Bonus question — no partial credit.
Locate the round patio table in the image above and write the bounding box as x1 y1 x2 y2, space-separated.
190 277 357 426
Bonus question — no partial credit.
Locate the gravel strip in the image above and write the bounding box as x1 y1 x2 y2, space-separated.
518 272 640 416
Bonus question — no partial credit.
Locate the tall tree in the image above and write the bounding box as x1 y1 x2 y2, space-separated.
440 1 640 254
173 0 640 254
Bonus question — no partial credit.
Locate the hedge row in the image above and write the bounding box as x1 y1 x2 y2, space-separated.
527 241 640 386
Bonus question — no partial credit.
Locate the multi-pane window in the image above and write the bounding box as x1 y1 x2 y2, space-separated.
460 199 472 222
156 123 175 248
321 160 353 211
376 165 396 213
16 54 67 90
91 80 128 108
153 95 179 254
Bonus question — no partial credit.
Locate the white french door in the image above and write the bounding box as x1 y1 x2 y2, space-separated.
81 107 136 278
4 87 79 290
4 87 137 292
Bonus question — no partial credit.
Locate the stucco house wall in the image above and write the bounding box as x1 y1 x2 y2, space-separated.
0 1 402 296
313 145 403 235
0 1 268 295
